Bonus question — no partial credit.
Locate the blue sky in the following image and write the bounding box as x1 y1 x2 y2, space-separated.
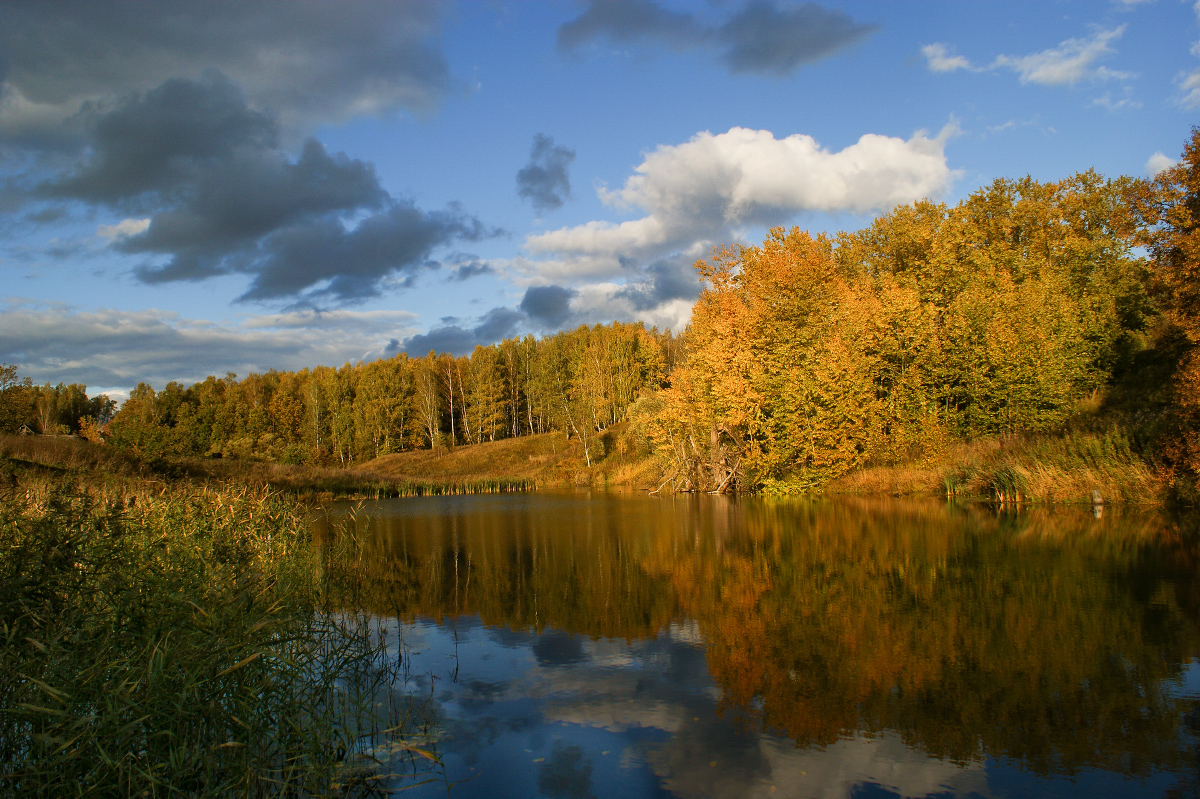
0 0 1196 399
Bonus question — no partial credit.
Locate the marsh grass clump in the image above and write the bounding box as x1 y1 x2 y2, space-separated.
0 479 438 797
830 428 1163 504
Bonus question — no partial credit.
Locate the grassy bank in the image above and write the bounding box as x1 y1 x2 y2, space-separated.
827 428 1165 505
0 431 658 501
0 434 538 498
359 427 659 490
4 424 1169 505
0 475 439 796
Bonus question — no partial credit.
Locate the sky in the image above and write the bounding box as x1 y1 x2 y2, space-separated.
1 0 1197 400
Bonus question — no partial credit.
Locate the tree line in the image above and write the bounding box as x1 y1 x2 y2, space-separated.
0 366 115 441
95 322 679 465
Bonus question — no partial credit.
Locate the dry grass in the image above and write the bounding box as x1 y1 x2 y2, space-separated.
359 430 659 489
827 429 1165 504
1 430 663 496
0 433 144 476
361 431 575 483
0 434 535 497
826 464 945 497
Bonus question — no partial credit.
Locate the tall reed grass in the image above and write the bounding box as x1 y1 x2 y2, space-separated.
0 478 440 797
830 428 1164 504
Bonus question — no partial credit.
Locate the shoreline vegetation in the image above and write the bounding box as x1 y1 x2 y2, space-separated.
0 473 444 795
0 424 1168 507
4 131 1200 505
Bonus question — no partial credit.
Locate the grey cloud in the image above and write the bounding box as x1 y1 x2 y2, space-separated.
446 254 494 281
233 202 490 304
29 74 491 304
516 134 575 214
403 307 525 356
719 2 876 75
557 0 874 75
0 0 451 145
0 304 417 390
520 285 577 328
24 207 67 224
614 257 701 311
558 0 705 53
46 73 280 203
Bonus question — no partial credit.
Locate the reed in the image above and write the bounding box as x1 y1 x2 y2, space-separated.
0 477 440 796
828 428 1164 504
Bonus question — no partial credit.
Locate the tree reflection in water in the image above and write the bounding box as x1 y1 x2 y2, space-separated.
313 494 1200 785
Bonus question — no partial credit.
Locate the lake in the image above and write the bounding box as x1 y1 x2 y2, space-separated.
311 492 1200 798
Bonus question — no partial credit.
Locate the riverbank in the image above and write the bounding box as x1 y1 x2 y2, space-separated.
825 428 1168 505
0 429 659 497
0 425 1179 505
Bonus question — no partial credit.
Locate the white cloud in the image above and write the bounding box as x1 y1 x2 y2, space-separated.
991 26 1130 86
0 303 418 390
525 125 957 277
1179 69 1200 108
1090 92 1142 110
96 218 151 239
1146 151 1178 177
921 43 972 73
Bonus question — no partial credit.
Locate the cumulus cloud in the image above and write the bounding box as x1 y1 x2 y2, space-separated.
0 302 418 389
557 0 875 76
507 125 954 333
23 73 494 304
398 263 700 354
402 307 525 356
526 125 956 275
1146 151 1177 177
921 43 972 73
0 0 452 146
517 134 576 214
991 26 1130 85
0 4 489 308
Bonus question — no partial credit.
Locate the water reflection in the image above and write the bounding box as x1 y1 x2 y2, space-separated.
312 494 1200 797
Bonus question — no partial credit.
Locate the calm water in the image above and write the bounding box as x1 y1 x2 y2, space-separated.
311 492 1200 798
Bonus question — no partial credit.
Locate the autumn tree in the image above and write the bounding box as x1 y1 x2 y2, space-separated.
0 364 32 433
1134 127 1200 489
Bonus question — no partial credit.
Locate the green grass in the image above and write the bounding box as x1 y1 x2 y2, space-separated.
0 476 441 797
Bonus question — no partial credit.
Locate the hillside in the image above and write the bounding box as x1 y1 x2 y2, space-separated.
357 428 660 490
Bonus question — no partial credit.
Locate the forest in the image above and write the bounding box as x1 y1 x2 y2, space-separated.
3 129 1200 497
